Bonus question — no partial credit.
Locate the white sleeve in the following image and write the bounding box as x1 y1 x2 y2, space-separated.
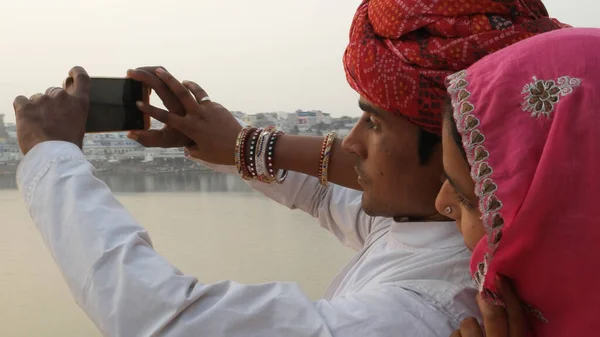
17 141 455 337
189 155 381 251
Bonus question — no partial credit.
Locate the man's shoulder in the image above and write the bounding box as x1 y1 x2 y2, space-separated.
318 284 467 336
354 220 477 325
381 220 465 250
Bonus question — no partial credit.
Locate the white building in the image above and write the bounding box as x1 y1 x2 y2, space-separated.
296 111 317 131
277 113 297 132
242 114 258 126
295 110 331 132
231 111 246 119
318 113 332 126
83 133 142 161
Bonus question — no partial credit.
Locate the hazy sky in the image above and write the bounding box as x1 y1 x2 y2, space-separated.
1 0 598 123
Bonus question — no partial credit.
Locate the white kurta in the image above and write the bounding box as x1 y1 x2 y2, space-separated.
17 141 479 337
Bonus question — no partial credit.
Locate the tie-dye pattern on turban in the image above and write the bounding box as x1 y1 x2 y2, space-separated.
343 0 568 135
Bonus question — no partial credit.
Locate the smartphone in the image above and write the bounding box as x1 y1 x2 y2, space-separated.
86 78 150 133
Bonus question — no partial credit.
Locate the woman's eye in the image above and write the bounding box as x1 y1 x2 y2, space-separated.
456 192 475 210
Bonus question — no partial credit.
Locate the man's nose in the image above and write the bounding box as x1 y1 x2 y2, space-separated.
342 125 366 159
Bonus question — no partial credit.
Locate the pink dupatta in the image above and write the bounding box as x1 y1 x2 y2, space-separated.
446 28 600 335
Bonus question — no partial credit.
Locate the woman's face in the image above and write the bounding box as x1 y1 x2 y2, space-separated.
435 116 486 251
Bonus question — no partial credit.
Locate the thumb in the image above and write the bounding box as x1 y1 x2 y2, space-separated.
128 129 174 148
136 102 185 131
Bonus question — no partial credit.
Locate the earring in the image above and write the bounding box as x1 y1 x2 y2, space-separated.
444 206 453 215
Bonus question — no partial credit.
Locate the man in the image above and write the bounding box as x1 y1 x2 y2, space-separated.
15 2 563 337
18 67 478 337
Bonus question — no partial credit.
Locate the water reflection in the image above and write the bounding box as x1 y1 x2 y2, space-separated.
0 171 253 193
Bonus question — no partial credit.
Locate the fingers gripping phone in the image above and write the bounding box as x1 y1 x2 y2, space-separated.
85 78 150 133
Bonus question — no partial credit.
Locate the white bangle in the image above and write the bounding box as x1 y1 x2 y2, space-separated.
255 128 276 183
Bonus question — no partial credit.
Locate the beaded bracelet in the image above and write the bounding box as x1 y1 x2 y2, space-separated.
240 128 255 180
246 128 262 179
255 127 277 183
266 130 288 184
235 126 256 180
318 131 337 186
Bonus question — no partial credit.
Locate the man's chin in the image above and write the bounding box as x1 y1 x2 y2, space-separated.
360 195 393 218
361 206 380 217
360 194 424 220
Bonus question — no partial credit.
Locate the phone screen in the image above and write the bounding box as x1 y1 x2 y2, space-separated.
87 78 148 133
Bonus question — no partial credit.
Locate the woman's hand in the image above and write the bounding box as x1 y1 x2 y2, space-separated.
451 276 527 337
130 68 242 166
126 67 195 149
127 68 362 190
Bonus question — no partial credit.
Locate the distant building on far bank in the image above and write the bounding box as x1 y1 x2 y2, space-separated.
0 109 359 166
0 114 8 140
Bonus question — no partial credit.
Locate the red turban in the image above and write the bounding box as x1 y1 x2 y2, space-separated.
343 0 567 135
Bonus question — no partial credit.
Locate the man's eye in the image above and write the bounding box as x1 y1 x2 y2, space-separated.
365 117 377 130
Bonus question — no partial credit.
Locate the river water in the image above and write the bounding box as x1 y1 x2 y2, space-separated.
0 172 354 336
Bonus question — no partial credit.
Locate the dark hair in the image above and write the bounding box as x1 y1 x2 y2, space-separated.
443 95 468 161
417 129 441 165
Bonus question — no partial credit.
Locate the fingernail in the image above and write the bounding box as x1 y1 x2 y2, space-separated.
136 101 144 108
156 67 166 75
495 274 508 293
127 132 138 140
477 292 498 311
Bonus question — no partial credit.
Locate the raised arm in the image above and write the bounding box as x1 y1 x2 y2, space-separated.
127 67 362 190
18 141 454 337
17 142 336 337
269 135 360 190
128 68 380 249
9 66 340 336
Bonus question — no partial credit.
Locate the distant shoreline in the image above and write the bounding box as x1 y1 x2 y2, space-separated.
0 158 213 175
0 169 253 194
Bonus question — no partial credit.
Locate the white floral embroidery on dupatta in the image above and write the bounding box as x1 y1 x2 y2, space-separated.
521 76 581 118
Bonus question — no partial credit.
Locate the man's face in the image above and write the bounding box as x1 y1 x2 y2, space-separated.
342 98 444 219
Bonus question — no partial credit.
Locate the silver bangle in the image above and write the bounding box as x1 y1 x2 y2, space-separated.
255 128 275 183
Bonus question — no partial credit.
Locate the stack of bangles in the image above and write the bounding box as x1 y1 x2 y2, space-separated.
234 127 337 186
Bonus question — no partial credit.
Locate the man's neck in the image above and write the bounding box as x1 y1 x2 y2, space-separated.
394 213 450 223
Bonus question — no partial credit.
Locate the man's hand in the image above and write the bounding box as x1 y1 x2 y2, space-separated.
451 276 527 337
14 66 91 154
125 67 195 148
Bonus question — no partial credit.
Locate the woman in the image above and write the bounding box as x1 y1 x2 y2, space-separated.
437 27 600 336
